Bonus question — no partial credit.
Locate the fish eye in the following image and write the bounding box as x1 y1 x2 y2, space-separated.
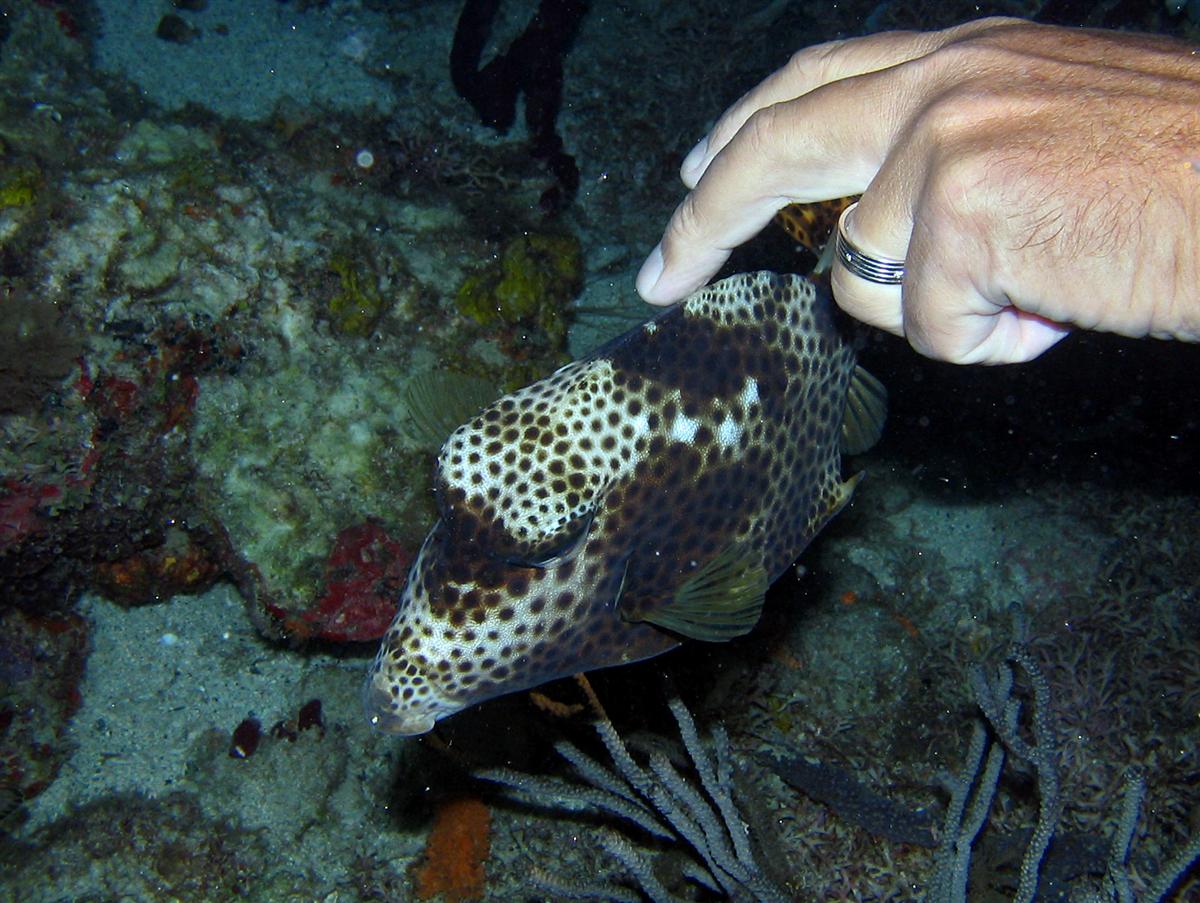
432 476 593 570
499 514 592 570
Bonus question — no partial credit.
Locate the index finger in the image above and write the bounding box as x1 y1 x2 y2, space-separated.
638 68 908 304
680 27 947 188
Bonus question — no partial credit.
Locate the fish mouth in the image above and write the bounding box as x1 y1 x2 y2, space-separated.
361 680 437 736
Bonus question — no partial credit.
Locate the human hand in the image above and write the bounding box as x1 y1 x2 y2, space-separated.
637 18 1200 364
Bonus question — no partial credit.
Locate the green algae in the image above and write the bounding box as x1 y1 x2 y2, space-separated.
0 166 41 209
455 231 581 352
323 251 390 338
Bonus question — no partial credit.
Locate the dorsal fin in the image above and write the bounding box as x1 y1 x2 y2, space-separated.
403 371 500 449
841 365 887 455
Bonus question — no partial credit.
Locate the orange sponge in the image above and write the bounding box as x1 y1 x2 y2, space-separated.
413 796 491 902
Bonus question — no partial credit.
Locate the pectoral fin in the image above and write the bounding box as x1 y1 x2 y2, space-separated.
841 365 887 455
625 544 768 642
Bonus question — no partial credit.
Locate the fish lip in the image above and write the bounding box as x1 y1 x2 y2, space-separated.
361 680 438 736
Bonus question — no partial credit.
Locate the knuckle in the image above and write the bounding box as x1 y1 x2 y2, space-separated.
942 15 1027 41
741 104 788 161
668 194 706 246
784 38 847 84
709 94 757 152
901 59 1011 155
923 28 1036 89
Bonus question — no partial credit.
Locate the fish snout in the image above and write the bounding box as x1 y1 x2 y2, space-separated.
361 676 437 736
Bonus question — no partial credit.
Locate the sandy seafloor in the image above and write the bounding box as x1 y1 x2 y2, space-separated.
0 1 1198 901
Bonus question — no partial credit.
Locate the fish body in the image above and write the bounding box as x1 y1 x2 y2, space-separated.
364 271 884 735
775 197 857 256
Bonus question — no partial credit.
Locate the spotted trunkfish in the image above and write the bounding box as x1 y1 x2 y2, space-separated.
364 271 886 735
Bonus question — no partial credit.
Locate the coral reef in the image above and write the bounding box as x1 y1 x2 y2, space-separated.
926 609 1200 902
0 0 588 647
91 524 224 605
265 520 412 643
481 682 788 902
0 793 270 901
0 312 243 612
0 166 41 210
0 291 82 416
471 604 1198 902
189 344 428 630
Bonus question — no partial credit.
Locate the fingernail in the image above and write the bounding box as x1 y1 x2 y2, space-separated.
681 136 709 180
636 243 665 300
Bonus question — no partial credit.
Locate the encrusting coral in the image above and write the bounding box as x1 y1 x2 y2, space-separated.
412 795 492 902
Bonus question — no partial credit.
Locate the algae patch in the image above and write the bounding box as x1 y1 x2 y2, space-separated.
455 231 581 355
0 166 42 209
321 250 392 338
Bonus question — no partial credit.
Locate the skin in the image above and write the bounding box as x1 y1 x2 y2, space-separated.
637 17 1200 365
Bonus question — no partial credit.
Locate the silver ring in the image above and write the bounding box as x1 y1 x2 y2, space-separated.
835 202 906 285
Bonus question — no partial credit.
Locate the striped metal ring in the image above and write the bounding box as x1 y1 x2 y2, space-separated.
834 202 906 286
